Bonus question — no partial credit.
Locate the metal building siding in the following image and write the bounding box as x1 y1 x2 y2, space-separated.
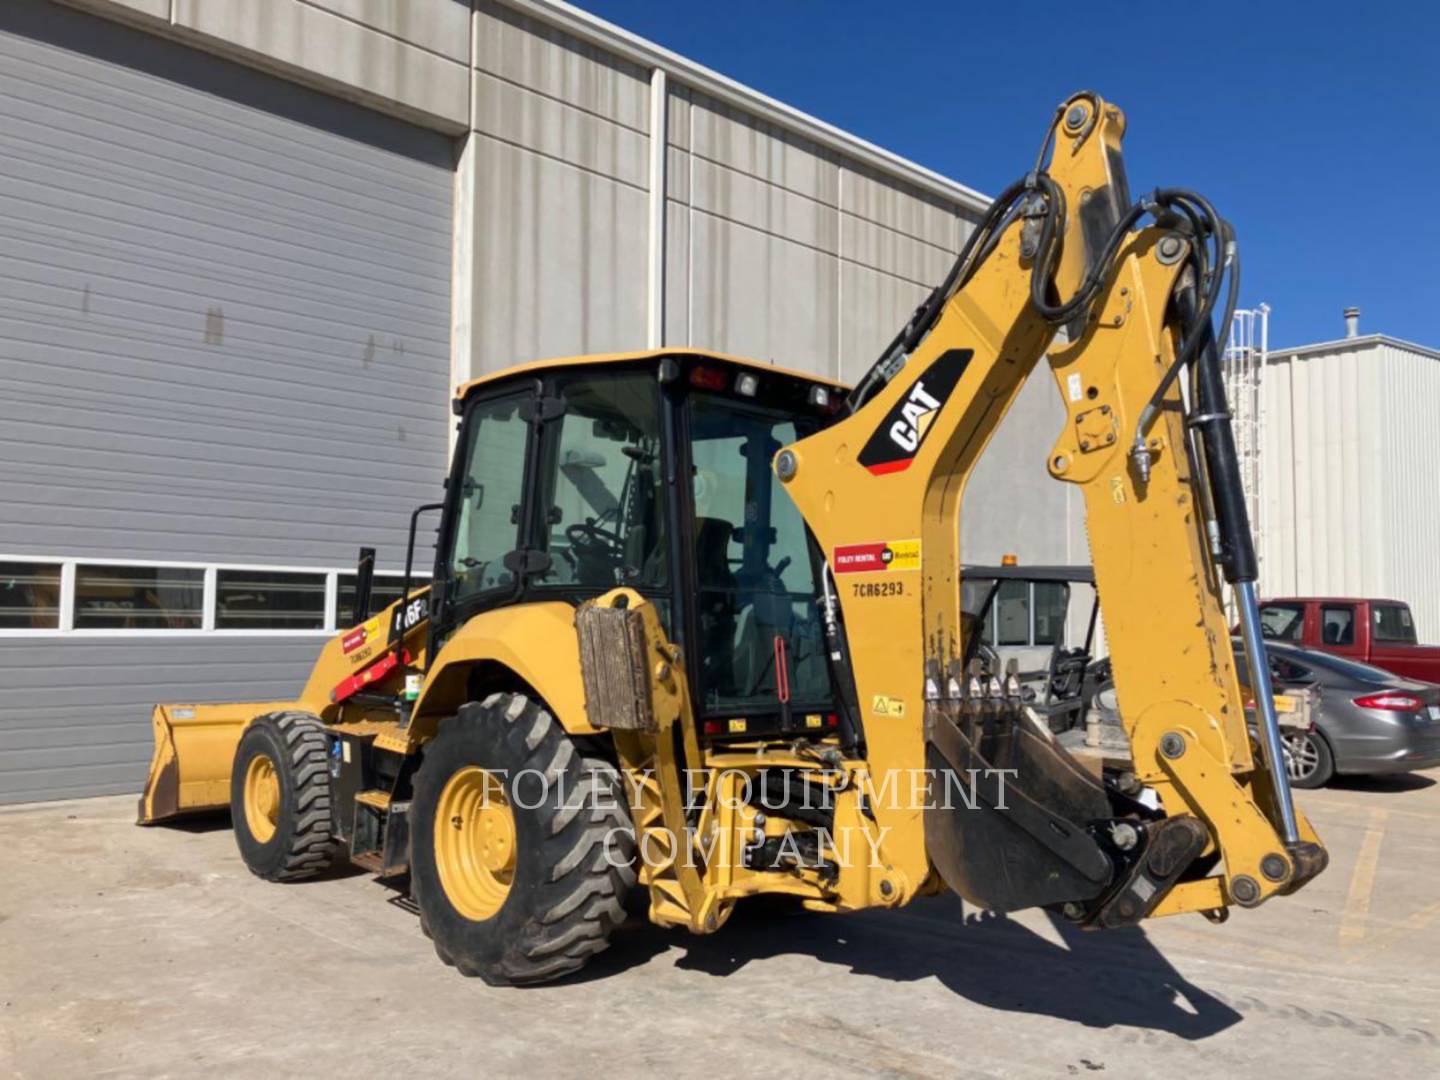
0 1 454 804
0 637 322 804
0 0 454 569
1261 344 1389 602
469 0 651 366
1259 339 1440 639
662 82 978 382
1377 342 1440 639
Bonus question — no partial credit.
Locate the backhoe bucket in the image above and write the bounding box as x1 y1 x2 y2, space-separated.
924 702 1213 923
924 706 1116 912
137 702 292 824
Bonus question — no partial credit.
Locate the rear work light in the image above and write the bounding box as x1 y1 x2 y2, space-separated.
1353 691 1425 712
689 366 728 391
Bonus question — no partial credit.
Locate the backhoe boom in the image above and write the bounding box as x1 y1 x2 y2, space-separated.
778 92 1325 923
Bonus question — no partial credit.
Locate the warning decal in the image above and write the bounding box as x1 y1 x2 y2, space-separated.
832 539 921 574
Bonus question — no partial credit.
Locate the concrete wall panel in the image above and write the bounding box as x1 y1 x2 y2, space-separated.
688 210 838 371
662 198 690 345
837 263 927 383
473 0 649 132
472 69 648 188
841 162 960 248
470 137 648 366
841 213 954 287
172 0 469 129
691 158 838 256
60 0 168 21
305 0 473 64
689 93 839 208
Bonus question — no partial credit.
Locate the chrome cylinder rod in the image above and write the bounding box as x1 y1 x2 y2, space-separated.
1234 579 1300 843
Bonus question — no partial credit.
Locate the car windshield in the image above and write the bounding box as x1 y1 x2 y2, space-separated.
687 392 833 712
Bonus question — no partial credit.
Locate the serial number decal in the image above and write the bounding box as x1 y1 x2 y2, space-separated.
852 580 905 598
832 539 921 574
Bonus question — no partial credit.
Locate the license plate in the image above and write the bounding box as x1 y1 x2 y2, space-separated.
1428 705 1439 722
1272 694 1297 714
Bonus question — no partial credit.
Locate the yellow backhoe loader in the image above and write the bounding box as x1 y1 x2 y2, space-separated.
138 93 1326 985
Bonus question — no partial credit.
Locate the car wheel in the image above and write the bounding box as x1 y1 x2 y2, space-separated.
1281 729 1335 789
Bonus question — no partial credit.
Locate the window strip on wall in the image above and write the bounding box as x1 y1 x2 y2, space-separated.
0 556 426 638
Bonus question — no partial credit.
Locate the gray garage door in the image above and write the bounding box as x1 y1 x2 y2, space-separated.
0 0 454 803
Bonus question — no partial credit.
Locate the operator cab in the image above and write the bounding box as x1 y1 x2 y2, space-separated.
429 350 848 745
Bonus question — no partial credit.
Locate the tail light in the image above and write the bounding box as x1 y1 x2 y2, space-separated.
689 366 728 391
1353 691 1425 712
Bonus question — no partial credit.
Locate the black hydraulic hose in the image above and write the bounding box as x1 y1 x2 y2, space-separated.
846 176 1032 413
1133 195 1236 442
1028 175 1153 326
1174 280 1257 584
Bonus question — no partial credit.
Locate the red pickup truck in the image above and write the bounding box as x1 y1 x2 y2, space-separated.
1257 597 1440 683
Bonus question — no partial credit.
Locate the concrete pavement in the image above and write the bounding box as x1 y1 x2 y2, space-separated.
1 775 1437 1078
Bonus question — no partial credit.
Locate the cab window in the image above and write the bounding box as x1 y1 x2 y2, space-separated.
688 393 832 712
533 372 668 595
448 393 530 605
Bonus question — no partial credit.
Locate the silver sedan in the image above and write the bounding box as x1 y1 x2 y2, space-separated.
1234 640 1440 787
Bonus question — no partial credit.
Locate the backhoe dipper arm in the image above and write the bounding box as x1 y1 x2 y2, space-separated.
777 93 1325 923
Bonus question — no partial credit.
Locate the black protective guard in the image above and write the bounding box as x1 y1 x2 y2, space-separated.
924 711 1115 912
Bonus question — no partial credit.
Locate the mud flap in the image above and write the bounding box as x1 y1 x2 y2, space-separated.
924 710 1115 912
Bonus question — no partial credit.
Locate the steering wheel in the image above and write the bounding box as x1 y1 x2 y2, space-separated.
565 519 623 560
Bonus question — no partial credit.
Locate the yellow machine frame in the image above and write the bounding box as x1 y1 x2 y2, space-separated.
139 92 1324 947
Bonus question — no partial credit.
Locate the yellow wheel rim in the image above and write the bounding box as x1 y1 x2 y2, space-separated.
243 754 280 844
434 766 515 921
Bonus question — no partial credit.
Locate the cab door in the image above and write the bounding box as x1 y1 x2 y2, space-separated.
429 385 539 651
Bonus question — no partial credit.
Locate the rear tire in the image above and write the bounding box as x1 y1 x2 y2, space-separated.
230 711 338 881
1282 728 1335 789
410 693 635 986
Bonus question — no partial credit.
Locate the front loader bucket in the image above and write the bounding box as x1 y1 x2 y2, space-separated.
925 707 1115 912
137 702 292 824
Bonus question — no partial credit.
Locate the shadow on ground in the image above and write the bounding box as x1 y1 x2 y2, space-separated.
581 893 1240 1040
148 813 1237 1039
1327 771 1435 794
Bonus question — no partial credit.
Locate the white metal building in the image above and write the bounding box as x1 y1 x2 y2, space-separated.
0 0 1092 804
1257 310 1440 640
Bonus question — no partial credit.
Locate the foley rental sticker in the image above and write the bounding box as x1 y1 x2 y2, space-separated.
342 617 381 655
832 539 921 574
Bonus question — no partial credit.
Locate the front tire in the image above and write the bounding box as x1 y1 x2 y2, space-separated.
410 693 635 985
1282 728 1335 789
230 711 338 880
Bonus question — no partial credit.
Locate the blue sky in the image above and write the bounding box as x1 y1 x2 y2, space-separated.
581 1 1438 349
